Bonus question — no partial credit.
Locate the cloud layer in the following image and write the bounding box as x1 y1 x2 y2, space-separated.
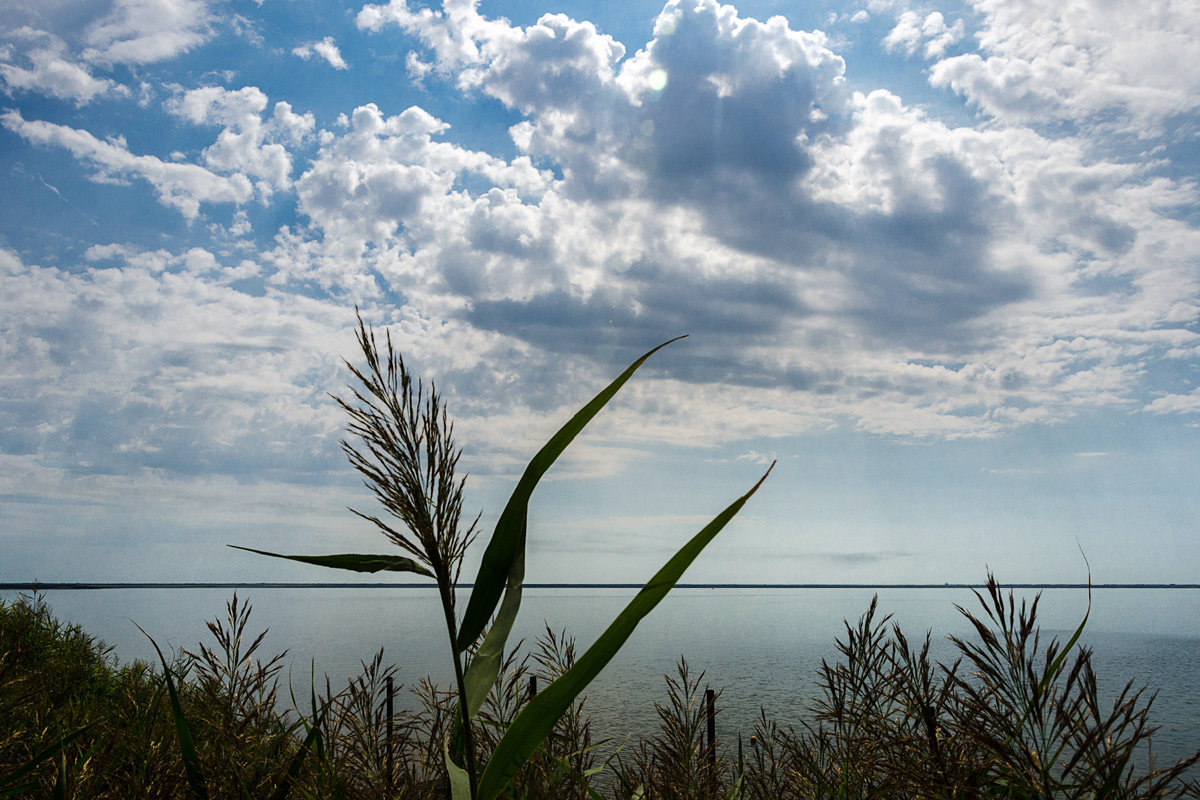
2 0 1198 500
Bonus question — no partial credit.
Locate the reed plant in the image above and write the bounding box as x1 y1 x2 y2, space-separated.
612 659 729 800
5 578 1200 798
737 576 1200 800
234 315 772 800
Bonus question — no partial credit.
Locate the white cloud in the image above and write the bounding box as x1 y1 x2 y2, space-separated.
293 36 349 69
405 50 433 82
928 0 1200 131
0 43 127 103
0 246 352 477
286 101 552 291
3 0 1198 464
165 85 314 197
270 100 316 144
882 11 922 55
83 0 213 65
1 109 253 218
1144 389 1200 415
883 10 964 59
332 0 1200 444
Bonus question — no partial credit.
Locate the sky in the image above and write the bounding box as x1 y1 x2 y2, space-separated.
2 0 1199 585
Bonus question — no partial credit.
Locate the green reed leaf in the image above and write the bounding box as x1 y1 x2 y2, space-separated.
1039 553 1092 696
457 335 686 653
444 733 473 800
138 624 208 800
462 531 526 719
476 463 773 800
227 545 435 578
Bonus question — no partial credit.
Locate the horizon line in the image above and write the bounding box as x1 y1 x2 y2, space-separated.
3 582 1198 591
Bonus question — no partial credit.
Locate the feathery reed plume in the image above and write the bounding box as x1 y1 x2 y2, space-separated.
232 314 769 800
334 311 479 599
618 658 727 800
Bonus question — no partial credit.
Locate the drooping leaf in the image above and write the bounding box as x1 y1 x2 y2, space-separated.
138 625 208 800
476 463 773 800
457 336 686 653
227 545 434 578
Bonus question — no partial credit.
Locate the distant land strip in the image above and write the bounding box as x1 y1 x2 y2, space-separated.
3 582 1200 591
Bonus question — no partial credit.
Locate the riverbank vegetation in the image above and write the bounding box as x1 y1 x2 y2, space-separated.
6 324 1198 797
3 584 1199 799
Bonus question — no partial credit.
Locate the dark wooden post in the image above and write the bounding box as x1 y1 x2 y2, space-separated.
528 674 538 701
705 688 716 771
386 675 394 791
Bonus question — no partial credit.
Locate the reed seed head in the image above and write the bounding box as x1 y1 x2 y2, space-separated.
333 312 479 593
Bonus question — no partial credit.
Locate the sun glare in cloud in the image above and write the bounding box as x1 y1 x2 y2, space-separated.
1 0 1199 583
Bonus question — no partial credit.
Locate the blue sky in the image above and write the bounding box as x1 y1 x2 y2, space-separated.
2 0 1199 584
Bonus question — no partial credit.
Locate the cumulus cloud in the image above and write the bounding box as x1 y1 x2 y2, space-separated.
355 1 1019 342
927 0 1200 131
883 10 964 59
0 245 349 476
293 36 349 69
330 0 1200 442
4 0 1199 468
285 101 552 290
1144 389 1200 415
2 0 1199 586
165 85 315 196
0 0 210 104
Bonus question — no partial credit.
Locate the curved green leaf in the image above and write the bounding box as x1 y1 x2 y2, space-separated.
443 733 473 800
227 545 434 578
462 523 526 719
457 335 686 652
476 463 773 800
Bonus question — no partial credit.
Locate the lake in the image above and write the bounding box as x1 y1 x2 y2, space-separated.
9 585 1200 769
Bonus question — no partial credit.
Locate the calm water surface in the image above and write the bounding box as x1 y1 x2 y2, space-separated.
11 586 1200 768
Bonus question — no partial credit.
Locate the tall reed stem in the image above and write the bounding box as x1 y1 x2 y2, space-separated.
439 577 479 800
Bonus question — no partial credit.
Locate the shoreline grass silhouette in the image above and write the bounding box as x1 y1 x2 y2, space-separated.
4 320 1198 797
4 580 1199 798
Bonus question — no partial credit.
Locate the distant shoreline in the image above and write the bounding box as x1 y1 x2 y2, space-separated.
3 582 1198 590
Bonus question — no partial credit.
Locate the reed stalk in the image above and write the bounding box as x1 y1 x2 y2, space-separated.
232 312 771 800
